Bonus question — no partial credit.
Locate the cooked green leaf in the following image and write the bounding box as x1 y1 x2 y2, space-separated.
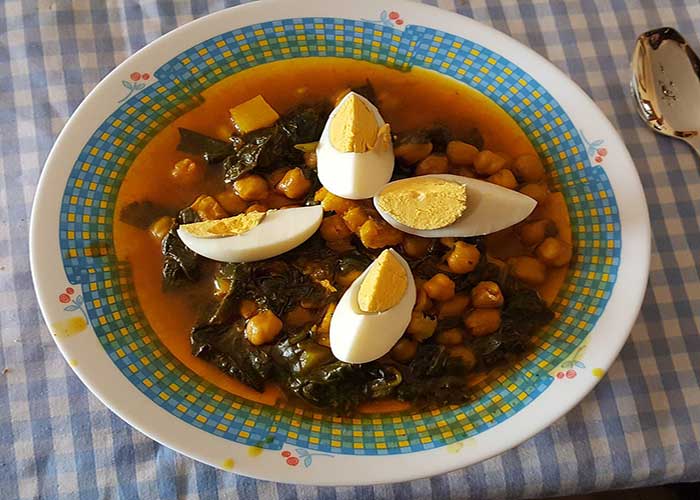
191 321 272 392
119 200 171 229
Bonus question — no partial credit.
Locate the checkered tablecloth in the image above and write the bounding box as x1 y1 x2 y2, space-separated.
2 0 699 498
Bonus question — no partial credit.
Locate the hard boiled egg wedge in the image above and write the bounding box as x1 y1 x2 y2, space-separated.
330 249 416 364
177 205 323 263
373 174 537 238
316 92 394 200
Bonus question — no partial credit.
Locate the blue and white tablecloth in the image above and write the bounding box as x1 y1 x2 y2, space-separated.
2 0 699 498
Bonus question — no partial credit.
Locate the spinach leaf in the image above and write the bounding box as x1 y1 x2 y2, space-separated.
397 344 470 406
472 287 554 366
204 263 253 325
223 127 287 183
191 321 272 392
279 103 331 145
177 128 239 164
249 262 333 315
161 228 200 289
119 200 171 229
222 104 331 183
161 205 202 290
283 361 397 413
177 105 330 184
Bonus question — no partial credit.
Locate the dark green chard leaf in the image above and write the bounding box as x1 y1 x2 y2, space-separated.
161 205 203 290
222 104 331 183
191 321 272 392
176 128 238 164
204 263 254 325
284 361 398 413
119 200 172 229
161 228 200 289
472 287 554 366
397 344 470 407
279 103 331 145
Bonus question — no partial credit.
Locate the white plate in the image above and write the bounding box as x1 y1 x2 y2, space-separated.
30 0 650 485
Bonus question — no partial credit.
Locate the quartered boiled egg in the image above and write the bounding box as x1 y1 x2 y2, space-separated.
316 92 394 200
177 205 323 263
373 174 537 238
330 249 416 364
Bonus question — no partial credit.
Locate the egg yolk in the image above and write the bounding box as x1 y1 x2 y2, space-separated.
357 249 407 313
329 93 380 153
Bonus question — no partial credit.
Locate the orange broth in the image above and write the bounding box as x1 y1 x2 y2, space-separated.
114 58 571 411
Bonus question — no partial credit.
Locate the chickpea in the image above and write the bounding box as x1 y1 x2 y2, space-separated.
358 219 403 249
245 203 268 214
536 237 573 267
317 303 336 335
276 167 312 199
446 140 479 166
342 206 369 233
415 154 449 176
424 273 456 302
438 294 471 318
473 150 507 175
407 311 437 341
234 174 269 201
239 299 258 319
497 152 513 167
149 216 173 242
464 309 501 337
265 192 296 209
450 165 477 178
191 195 228 220
487 169 518 189
395 142 433 165
267 167 290 186
336 269 362 288
391 338 418 363
320 192 357 214
215 191 247 215
519 219 557 247
402 235 432 258
320 214 353 241
519 183 549 204
245 310 283 345
509 256 547 286
436 328 464 345
446 241 481 274
512 154 545 182
449 346 477 370
471 281 504 308
171 158 205 185
414 288 433 313
285 306 316 327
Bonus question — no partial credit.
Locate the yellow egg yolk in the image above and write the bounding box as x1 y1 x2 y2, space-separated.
357 249 407 313
376 178 468 230
180 211 266 238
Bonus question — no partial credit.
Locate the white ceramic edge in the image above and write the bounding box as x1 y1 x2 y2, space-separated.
29 0 651 486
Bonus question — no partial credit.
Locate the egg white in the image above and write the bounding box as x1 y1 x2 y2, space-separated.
330 249 416 364
373 174 537 237
177 205 323 263
316 92 394 200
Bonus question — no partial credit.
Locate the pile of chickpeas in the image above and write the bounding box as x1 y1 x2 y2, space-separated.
149 133 572 359
395 138 573 287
